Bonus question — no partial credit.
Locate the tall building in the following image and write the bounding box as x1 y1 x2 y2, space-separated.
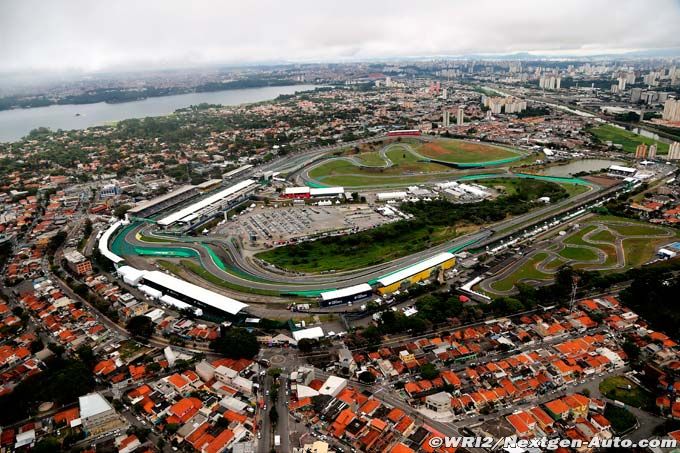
635 143 648 159
648 144 657 160
442 109 450 127
668 142 680 160
441 87 448 100
631 88 643 103
385 76 392 87
662 99 680 122
539 75 561 90
618 77 626 91
457 106 465 126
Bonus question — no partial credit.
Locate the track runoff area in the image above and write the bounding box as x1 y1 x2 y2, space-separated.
101 133 624 317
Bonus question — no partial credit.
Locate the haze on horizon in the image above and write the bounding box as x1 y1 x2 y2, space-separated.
2 0 680 75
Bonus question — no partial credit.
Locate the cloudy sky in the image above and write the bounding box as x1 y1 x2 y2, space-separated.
1 0 680 74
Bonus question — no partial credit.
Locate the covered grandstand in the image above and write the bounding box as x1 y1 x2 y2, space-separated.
98 221 125 264
158 179 257 227
376 252 455 295
139 270 247 316
126 185 198 219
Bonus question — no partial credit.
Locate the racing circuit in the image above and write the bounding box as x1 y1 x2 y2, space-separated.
99 134 641 315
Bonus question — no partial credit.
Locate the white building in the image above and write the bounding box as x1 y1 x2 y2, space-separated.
662 99 680 122
79 392 126 436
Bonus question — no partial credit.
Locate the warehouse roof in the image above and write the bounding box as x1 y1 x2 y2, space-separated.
142 270 247 315
320 283 372 301
310 187 345 196
376 252 454 287
79 393 113 419
284 187 310 195
292 326 324 341
609 165 636 173
158 179 256 226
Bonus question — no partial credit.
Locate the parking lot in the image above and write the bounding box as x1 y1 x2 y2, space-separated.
218 204 390 249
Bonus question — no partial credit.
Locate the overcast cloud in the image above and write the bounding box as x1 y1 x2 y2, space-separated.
1 0 680 74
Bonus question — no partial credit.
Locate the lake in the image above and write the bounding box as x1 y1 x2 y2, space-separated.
0 84 320 143
540 159 624 177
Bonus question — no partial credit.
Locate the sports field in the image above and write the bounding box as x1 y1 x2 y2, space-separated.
416 139 522 163
591 124 669 154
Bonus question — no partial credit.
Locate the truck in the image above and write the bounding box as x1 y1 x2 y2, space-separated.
274 435 281 447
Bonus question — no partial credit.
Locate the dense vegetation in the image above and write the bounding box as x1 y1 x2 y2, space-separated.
258 179 569 272
0 358 95 424
210 328 260 359
515 107 550 118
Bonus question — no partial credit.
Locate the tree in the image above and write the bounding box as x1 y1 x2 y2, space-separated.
76 344 96 369
33 437 61 453
210 328 260 359
113 204 131 219
297 338 316 353
622 340 641 362
420 363 439 380
126 315 154 338
358 371 376 384
269 406 279 425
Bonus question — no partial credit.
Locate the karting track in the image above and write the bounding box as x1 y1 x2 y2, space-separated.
479 218 676 296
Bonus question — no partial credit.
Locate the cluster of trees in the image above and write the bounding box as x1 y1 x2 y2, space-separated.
0 358 95 425
127 315 155 338
210 328 260 359
515 107 550 118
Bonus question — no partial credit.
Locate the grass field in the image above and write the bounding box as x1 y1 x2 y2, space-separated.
604 405 637 434
490 253 552 292
478 178 590 198
558 246 599 262
607 223 668 236
543 256 567 271
591 124 669 154
589 229 617 243
599 376 654 409
257 223 462 273
564 225 598 247
416 139 521 163
355 152 389 166
308 144 456 187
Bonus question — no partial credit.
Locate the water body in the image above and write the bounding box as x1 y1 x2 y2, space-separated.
0 84 320 142
540 159 623 177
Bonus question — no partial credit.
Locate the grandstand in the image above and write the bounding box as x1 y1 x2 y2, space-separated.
157 179 258 227
126 185 198 219
139 270 247 316
376 252 455 295
98 221 125 265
